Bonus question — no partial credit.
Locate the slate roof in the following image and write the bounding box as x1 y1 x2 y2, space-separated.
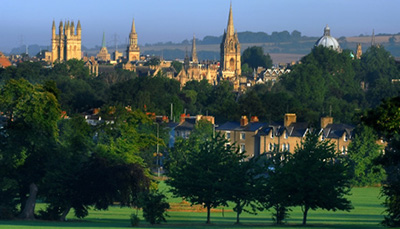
217 121 267 132
285 122 309 137
175 119 196 131
322 123 354 139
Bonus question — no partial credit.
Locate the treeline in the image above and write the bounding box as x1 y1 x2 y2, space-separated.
0 45 399 126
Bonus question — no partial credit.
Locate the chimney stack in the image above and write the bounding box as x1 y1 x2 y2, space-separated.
240 116 248 127
320 116 333 128
284 113 296 127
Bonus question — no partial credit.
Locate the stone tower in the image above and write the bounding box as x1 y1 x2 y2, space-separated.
127 18 140 62
51 20 82 63
220 3 241 80
191 34 198 63
356 43 362 59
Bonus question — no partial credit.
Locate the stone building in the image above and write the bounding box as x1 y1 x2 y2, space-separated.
48 20 82 62
126 18 140 62
220 4 241 81
97 32 111 62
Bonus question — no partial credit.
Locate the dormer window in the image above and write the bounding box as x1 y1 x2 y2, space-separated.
270 131 274 139
226 131 231 140
344 133 348 142
284 131 288 139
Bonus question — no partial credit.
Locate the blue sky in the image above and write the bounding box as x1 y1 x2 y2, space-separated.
1 0 399 52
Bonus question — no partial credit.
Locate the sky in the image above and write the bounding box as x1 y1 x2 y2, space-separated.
1 0 399 53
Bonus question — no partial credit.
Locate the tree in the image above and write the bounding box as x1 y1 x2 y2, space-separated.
138 190 170 224
258 150 292 224
282 132 353 225
241 46 273 70
166 134 243 224
0 79 61 220
363 96 400 227
347 125 385 186
171 60 183 73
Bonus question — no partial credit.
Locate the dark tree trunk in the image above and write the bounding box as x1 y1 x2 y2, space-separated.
235 201 242 224
18 183 38 220
60 206 71 221
206 205 211 224
302 206 309 225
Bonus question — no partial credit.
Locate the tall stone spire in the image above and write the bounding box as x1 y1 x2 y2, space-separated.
191 34 198 63
102 32 106 48
131 18 136 34
127 18 140 62
227 2 235 37
52 20 56 37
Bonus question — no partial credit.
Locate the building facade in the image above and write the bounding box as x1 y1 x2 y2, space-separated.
50 20 82 62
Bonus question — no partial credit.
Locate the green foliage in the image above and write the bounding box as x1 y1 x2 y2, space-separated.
280 132 353 225
348 125 385 186
171 61 183 73
144 57 161 66
138 190 170 224
241 46 273 70
130 213 140 227
167 134 244 224
364 96 400 227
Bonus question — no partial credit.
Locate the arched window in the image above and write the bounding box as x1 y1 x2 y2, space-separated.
230 58 235 70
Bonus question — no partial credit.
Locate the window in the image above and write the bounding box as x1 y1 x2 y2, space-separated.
287 143 290 151
226 131 231 139
270 131 274 139
282 144 286 151
284 131 288 139
344 134 348 142
240 144 245 153
269 143 273 151
240 132 245 140
342 146 346 154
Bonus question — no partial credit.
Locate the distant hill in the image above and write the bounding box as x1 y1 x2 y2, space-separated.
6 31 400 64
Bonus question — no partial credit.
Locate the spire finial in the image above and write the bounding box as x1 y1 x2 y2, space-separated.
324 24 330 36
227 2 235 36
102 32 106 48
131 18 136 34
191 33 198 63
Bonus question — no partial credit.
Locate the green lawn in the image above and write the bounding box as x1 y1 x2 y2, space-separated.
0 186 385 229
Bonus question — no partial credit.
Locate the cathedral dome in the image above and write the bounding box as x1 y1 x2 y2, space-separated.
315 25 341 52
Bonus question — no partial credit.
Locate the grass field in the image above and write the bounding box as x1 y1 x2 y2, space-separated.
0 185 385 229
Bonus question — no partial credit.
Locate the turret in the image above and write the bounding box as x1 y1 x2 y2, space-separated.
52 20 56 38
71 21 75 36
191 34 198 63
59 21 63 35
65 21 70 37
77 20 81 37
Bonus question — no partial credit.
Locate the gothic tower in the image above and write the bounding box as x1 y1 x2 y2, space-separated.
50 20 82 63
127 18 140 62
220 3 241 79
191 34 198 63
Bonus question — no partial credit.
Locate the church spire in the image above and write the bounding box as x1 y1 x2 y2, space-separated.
191 34 198 63
227 2 235 37
131 18 136 34
102 32 106 48
371 29 376 46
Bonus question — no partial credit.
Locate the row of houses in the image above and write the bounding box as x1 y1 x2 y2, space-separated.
217 114 355 158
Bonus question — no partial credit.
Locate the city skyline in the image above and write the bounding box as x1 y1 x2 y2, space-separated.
1 0 399 53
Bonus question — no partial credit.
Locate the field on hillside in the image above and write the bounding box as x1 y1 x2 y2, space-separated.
0 185 386 229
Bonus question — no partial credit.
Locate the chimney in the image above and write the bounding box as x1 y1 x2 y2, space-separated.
284 113 296 127
251 116 259 122
240 116 249 127
180 114 186 123
321 116 333 128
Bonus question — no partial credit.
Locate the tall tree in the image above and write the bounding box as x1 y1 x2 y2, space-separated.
347 125 385 186
282 132 353 225
241 46 273 70
167 134 243 224
363 96 400 227
0 79 61 220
